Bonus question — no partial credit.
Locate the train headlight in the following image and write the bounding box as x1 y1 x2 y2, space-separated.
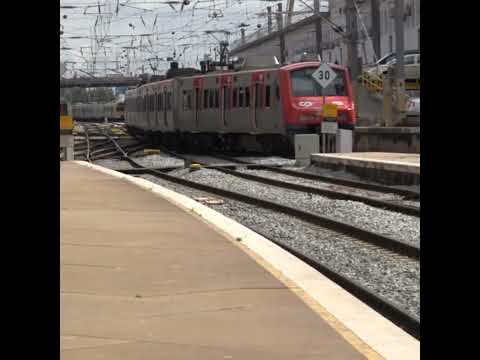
299 114 317 122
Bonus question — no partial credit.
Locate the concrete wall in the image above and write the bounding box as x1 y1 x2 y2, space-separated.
353 126 420 153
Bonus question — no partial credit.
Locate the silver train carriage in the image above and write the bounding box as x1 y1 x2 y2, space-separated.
71 102 125 122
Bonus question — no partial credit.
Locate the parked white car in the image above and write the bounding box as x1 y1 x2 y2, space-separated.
367 53 420 79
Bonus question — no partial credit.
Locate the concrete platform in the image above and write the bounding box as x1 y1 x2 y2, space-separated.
61 162 368 359
311 152 420 186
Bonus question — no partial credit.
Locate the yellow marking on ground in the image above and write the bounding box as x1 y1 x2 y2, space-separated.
143 149 161 155
198 217 385 360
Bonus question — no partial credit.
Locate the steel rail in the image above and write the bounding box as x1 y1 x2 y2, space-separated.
247 224 420 340
212 153 420 199
157 151 419 217
97 130 419 259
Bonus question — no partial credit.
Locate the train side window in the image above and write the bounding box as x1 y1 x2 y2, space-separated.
209 89 214 109
245 87 250 107
204 89 208 108
214 89 219 108
233 88 238 107
265 85 271 107
275 83 280 100
238 87 244 107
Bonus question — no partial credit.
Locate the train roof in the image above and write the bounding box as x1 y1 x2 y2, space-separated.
281 61 347 72
132 61 348 91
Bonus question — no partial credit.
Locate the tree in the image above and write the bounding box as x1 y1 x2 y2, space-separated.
62 87 115 103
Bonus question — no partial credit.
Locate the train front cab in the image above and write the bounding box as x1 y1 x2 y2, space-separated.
278 62 356 136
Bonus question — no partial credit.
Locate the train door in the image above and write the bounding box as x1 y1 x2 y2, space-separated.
146 90 150 129
199 76 218 132
253 71 277 132
229 73 252 133
220 75 233 131
251 72 263 131
163 86 168 130
153 88 158 131
193 77 203 132
167 86 174 132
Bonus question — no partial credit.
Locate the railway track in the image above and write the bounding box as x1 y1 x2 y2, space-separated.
95 128 420 339
75 123 145 162
160 152 419 217
213 153 420 199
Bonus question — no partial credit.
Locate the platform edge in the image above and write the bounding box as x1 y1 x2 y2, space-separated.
73 161 420 360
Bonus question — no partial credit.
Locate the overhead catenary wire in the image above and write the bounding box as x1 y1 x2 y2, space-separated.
60 0 298 76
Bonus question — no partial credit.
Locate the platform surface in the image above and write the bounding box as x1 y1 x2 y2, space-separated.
60 162 365 359
311 152 420 174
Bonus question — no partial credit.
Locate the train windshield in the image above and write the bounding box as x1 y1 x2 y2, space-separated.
290 67 346 97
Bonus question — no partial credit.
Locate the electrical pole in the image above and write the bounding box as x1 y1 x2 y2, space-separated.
314 0 322 60
286 0 295 26
345 0 360 80
277 3 286 64
241 28 246 44
370 0 381 60
267 6 273 33
394 0 406 123
345 0 360 119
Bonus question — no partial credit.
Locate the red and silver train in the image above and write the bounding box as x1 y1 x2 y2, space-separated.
125 61 356 153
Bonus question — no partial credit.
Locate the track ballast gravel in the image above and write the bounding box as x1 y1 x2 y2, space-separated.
168 168 420 246
138 173 420 318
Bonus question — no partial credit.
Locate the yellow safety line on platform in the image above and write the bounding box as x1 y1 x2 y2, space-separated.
213 223 385 360
76 161 388 359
